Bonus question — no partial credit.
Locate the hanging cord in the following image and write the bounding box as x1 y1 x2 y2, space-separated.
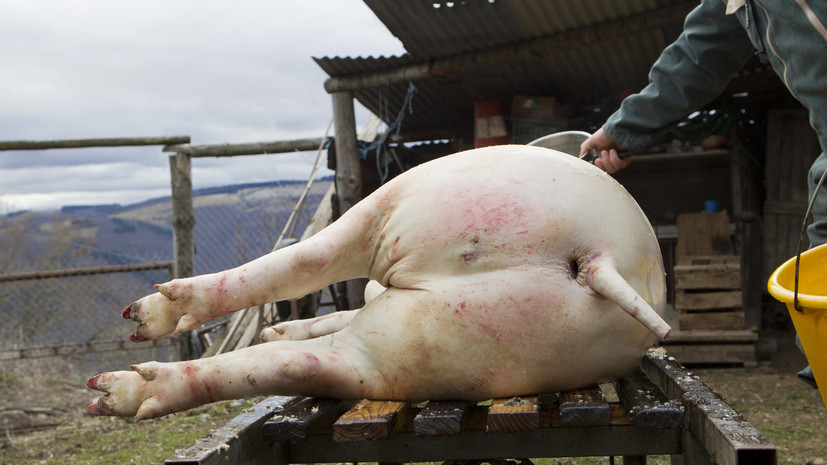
794 163 827 312
215 120 333 356
272 119 334 252
373 81 417 184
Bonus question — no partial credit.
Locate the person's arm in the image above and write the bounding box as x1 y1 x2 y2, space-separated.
583 0 755 171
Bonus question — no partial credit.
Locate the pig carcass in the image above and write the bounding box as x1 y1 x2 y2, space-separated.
87 145 669 421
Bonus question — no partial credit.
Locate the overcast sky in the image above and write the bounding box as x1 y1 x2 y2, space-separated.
0 1 405 211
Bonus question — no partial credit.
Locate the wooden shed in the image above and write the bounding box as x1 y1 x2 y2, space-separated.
315 0 822 365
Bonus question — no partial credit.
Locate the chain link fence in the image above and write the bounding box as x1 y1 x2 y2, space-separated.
0 145 330 381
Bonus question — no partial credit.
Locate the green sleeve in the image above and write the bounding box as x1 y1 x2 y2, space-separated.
603 0 755 151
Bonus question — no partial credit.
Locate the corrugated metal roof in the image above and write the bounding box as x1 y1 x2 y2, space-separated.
315 0 694 141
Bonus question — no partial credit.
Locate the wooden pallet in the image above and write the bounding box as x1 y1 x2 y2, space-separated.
659 329 758 367
674 255 745 331
165 351 776 465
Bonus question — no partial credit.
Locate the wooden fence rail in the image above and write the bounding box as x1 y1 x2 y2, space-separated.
0 261 174 283
0 337 179 361
0 136 190 151
162 137 325 158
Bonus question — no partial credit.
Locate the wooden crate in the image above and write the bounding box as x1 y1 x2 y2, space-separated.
673 255 744 331
659 329 758 367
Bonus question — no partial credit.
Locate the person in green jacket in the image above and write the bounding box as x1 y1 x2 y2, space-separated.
581 0 827 389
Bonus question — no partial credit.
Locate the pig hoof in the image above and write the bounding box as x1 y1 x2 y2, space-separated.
87 368 152 420
87 362 187 421
260 321 309 342
123 281 210 341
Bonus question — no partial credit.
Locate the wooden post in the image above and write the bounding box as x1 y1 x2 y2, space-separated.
169 152 195 279
332 91 362 213
332 91 366 309
169 152 195 360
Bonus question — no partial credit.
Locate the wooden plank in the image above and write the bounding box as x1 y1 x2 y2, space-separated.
763 200 807 217
675 290 742 311
658 343 756 365
333 400 409 442
169 152 194 280
763 109 820 286
614 368 683 429
282 424 681 463
681 255 741 265
664 329 758 343
487 396 540 432
0 135 190 151
163 137 324 157
678 311 746 331
0 261 173 283
642 351 777 465
413 400 472 436
332 91 366 310
263 398 351 442
165 396 300 465
0 336 178 361
558 386 611 427
675 212 733 260
674 263 741 290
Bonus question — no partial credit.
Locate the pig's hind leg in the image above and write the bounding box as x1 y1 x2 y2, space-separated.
259 281 387 342
122 199 385 342
260 309 359 342
88 335 376 421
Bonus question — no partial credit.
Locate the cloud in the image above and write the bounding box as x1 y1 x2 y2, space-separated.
0 1 403 210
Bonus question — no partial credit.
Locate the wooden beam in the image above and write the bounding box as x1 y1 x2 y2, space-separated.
0 136 190 151
165 396 301 465
559 387 611 427
413 400 472 436
169 153 194 280
163 138 325 158
169 152 195 360
333 400 410 442
323 2 696 93
0 336 178 361
331 91 366 310
642 352 776 465
332 92 361 213
0 261 173 283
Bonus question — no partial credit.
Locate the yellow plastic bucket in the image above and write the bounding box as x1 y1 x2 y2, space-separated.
768 243 827 408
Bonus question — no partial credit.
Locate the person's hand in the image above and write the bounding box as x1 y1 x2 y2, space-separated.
580 128 632 174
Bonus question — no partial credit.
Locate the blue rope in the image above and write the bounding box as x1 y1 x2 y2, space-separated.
365 81 417 183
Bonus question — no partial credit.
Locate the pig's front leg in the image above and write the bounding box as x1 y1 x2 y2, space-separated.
122 206 381 341
87 338 373 420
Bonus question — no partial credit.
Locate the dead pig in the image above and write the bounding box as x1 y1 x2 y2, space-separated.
87 144 669 421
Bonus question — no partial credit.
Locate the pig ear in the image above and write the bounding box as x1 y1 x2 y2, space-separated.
586 258 671 340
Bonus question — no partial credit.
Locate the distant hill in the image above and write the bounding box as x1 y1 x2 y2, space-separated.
0 178 333 349
2 178 332 274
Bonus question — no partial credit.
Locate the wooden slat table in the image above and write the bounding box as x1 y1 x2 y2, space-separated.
165 350 777 465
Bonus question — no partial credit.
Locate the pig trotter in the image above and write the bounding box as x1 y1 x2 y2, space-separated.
260 310 360 342
123 280 217 342
86 362 191 421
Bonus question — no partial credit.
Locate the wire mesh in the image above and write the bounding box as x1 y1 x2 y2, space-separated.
0 153 331 379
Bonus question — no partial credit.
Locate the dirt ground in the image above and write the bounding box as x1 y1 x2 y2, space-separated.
0 329 825 465
694 329 827 464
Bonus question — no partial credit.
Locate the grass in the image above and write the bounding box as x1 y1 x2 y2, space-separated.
2 402 245 465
